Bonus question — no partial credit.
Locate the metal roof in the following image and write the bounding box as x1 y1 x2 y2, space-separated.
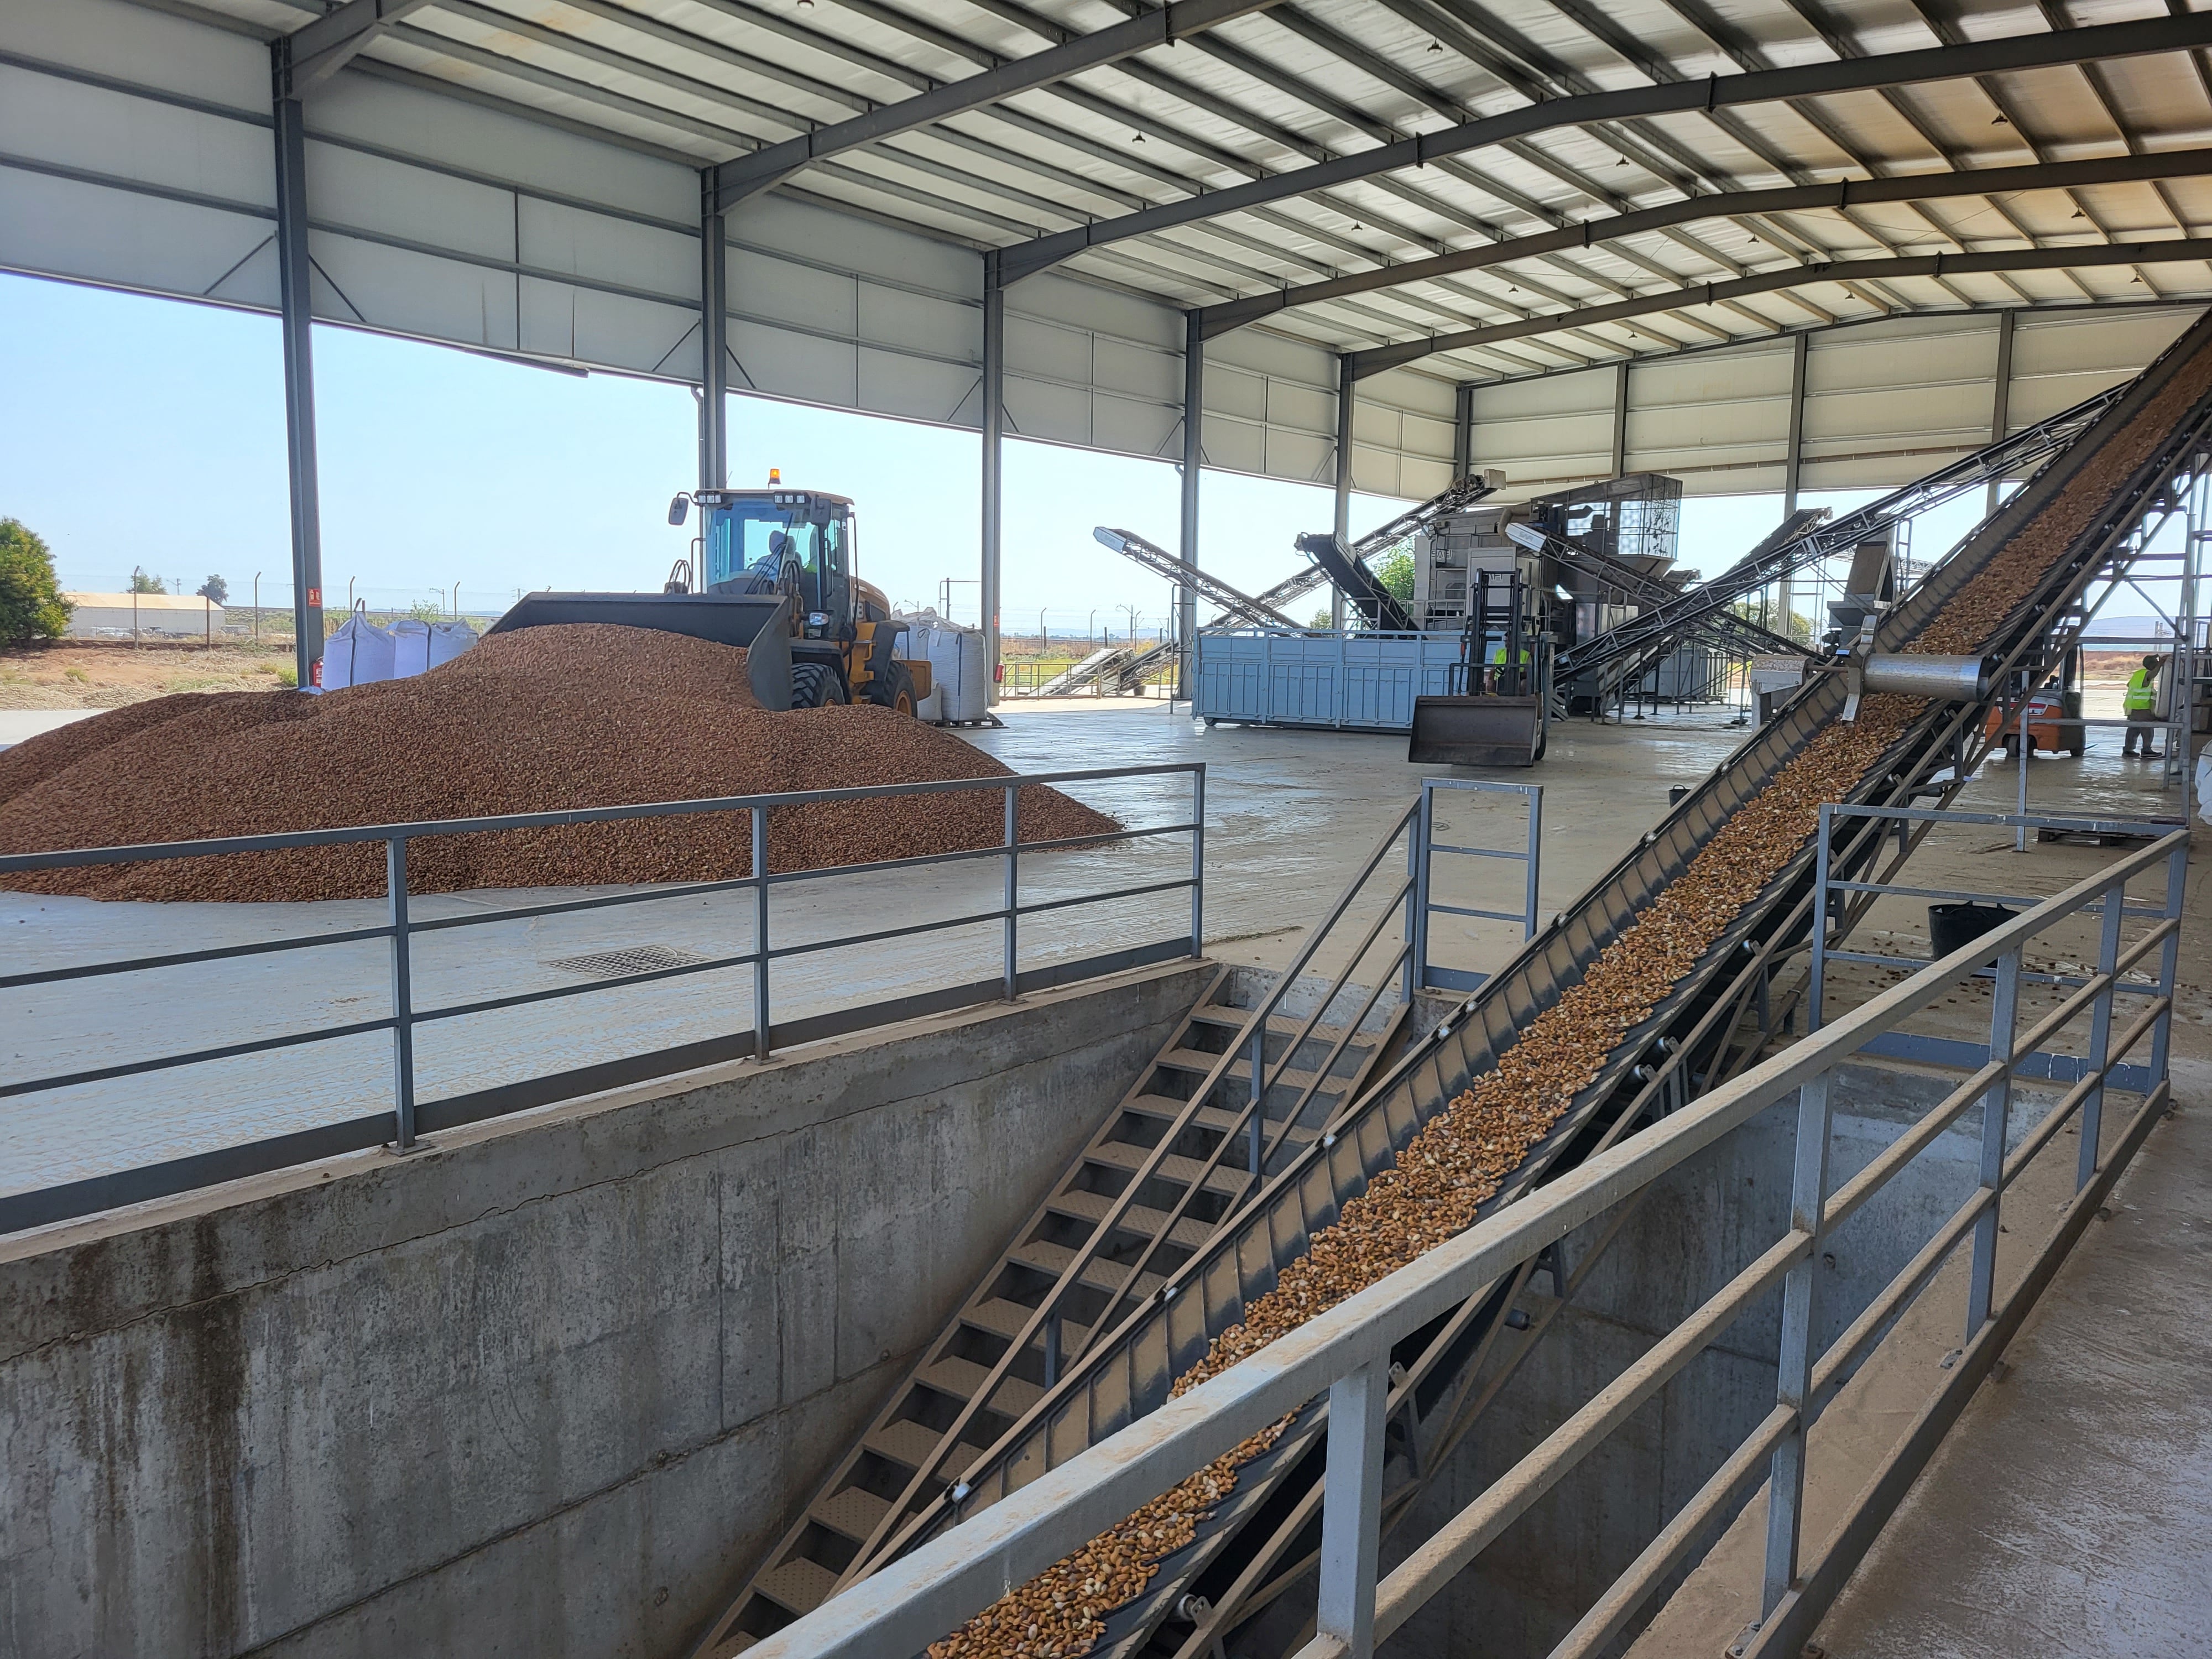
140 0 2212 382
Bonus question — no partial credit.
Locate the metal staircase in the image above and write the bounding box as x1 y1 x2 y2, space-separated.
688 810 1428 1655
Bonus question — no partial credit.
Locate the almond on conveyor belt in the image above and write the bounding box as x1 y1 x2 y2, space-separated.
926 342 2212 1659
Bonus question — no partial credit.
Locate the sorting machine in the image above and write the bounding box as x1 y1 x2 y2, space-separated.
690 311 2212 1659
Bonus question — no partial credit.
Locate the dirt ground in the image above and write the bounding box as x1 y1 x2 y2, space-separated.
0 640 295 709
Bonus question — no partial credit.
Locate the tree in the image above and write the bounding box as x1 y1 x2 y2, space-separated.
130 570 166 594
1371 546 1416 605
0 519 71 642
1311 607 1334 629
195 574 229 604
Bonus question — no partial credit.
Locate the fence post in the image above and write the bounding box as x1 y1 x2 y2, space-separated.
1808 805 1833 1034
1762 1065 1832 1615
2150 839 2185 1089
2078 878 2125 1190
752 804 771 1061
1003 782 1020 1001
1316 1357 1387 1659
1965 946 2021 1332
1190 765 1206 958
386 836 416 1149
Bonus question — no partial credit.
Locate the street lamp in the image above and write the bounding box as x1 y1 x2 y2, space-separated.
1088 609 1098 651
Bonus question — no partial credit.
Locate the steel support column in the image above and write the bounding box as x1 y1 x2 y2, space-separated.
1986 308 2016 517
981 255 1005 701
270 63 325 690
1332 354 1353 630
1610 358 1630 478
700 166 729 493
1780 330 1809 639
1453 383 1474 479
1178 309 1202 701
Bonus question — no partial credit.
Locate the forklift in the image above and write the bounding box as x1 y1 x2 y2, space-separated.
1408 567 1552 766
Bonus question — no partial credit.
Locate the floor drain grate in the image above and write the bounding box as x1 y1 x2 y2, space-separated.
543 944 713 978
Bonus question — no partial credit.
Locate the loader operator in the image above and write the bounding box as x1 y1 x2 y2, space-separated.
2122 655 2163 758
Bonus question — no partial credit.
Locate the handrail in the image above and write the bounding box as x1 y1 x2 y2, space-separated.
1 763 1206 1236
735 822 2184 1659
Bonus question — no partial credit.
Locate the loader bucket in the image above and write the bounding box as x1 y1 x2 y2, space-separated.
1407 695 1544 766
488 592 795 711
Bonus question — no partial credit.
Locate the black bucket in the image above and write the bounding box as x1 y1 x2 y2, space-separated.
1668 786 1690 806
1929 901 2017 963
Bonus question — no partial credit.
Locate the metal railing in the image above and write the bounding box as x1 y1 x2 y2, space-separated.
0 764 1205 1235
1412 778 1541 992
735 814 2183 1659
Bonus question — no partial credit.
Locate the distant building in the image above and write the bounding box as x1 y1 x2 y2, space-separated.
61 592 225 639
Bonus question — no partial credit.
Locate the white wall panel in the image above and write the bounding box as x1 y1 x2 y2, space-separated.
1463 305 2203 501
2008 306 2198 427
0 164 273 307
1468 368 1615 492
1626 338 1790 491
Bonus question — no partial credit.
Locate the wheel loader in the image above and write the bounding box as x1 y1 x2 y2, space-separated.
486 480 932 714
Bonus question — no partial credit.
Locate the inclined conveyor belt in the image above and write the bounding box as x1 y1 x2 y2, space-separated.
835 306 2212 1659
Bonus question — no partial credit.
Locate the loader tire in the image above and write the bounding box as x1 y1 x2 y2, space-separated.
791 662 845 708
868 659 919 717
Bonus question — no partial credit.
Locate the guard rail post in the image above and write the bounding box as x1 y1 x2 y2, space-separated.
2079 878 2126 1190
1316 1357 1387 1659
1190 766 1206 957
1521 782 1542 940
1809 805 1834 1034
1003 782 1019 1002
1248 1022 1266 1177
1761 1066 1832 1615
752 803 771 1060
386 834 416 1149
1965 947 2022 1331
2150 837 2186 1084
1404 797 1424 1003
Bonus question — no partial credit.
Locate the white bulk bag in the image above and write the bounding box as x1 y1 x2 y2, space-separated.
389 619 432 678
426 620 477 668
927 625 990 723
321 610 397 690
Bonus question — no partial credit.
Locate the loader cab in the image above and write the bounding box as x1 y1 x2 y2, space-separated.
695 488 858 641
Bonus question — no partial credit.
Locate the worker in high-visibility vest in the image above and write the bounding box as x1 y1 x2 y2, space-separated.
1489 639 1533 693
2122 655 2163 758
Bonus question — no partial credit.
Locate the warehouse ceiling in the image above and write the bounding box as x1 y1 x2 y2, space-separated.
143 0 2212 384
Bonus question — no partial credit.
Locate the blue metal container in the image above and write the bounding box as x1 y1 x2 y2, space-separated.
1194 628 1466 732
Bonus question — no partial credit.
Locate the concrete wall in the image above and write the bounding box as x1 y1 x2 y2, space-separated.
0 960 1213 1659
1378 1061 2064 1659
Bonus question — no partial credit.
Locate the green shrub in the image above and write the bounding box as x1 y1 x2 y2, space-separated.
0 519 71 642
275 662 299 688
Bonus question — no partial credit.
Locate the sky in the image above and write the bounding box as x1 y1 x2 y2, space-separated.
0 270 2152 638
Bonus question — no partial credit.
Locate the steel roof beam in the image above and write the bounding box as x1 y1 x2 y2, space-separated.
708 0 1287 212
280 0 439 93
997 11 2212 283
1199 149 2212 337
1344 238 2212 378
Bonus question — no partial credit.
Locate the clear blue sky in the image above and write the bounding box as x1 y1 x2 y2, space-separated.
0 270 2047 634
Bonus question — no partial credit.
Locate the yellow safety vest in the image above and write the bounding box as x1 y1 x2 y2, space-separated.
1489 644 1532 666
2125 668 2157 713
